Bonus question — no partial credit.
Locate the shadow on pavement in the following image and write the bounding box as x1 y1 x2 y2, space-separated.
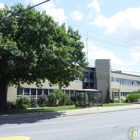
0 111 66 125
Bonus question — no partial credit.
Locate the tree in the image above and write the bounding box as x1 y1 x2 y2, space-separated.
0 4 87 111
105 87 110 103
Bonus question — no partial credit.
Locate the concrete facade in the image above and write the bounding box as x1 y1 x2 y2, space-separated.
7 80 82 102
95 59 111 102
7 59 140 103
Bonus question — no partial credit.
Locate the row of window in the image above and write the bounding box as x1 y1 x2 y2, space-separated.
111 77 140 86
113 92 129 97
17 88 75 99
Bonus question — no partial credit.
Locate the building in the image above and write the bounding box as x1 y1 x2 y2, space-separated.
7 59 140 103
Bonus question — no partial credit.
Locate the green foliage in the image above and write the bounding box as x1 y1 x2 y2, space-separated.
6 101 16 110
0 4 87 87
0 4 87 111
121 96 126 103
37 94 48 105
66 99 75 105
48 89 69 106
17 104 28 109
110 99 114 103
48 92 57 106
16 95 30 106
126 93 140 102
30 98 38 108
93 96 98 103
125 98 130 103
114 98 119 103
112 93 115 101
105 87 110 103
70 94 76 102
39 104 46 107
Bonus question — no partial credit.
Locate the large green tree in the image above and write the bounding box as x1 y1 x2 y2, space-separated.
0 4 87 111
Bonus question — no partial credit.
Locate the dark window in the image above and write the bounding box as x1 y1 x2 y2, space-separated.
90 83 94 89
31 88 36 95
84 82 89 89
37 89 42 95
24 88 30 95
44 89 48 95
90 72 93 80
17 88 23 95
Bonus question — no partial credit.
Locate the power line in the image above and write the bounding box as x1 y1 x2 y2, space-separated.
50 16 140 47
1 0 50 20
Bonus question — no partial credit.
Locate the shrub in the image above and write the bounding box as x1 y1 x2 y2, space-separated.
126 93 140 102
48 89 69 106
125 98 130 103
17 104 28 109
16 95 30 107
7 101 16 110
30 98 38 108
61 93 69 105
70 94 76 102
66 99 75 105
105 87 110 103
121 96 126 103
114 98 119 103
39 104 46 107
110 99 114 103
48 92 57 106
93 96 98 103
38 95 48 105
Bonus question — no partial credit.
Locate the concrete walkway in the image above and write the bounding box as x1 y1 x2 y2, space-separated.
61 104 140 117
0 104 140 122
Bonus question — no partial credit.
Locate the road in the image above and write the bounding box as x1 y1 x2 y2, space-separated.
0 109 140 140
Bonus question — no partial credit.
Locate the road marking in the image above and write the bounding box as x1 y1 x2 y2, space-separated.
0 136 30 140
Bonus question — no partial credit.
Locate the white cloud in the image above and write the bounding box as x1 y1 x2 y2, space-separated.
25 0 67 23
91 6 140 66
83 41 137 74
70 10 83 21
0 3 4 9
92 7 140 33
87 0 101 12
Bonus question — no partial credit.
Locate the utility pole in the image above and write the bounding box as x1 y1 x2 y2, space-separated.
86 30 88 63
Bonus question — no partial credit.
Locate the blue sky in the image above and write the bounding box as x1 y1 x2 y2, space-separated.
1 0 140 75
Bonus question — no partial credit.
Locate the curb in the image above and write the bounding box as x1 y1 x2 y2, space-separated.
0 105 140 122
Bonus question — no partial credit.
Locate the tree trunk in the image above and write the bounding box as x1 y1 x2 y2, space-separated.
0 81 8 112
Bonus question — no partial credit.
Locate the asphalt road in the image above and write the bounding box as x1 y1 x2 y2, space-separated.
0 109 140 140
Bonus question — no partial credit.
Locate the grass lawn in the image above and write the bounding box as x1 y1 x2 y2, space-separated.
0 105 83 115
0 103 132 115
102 103 131 107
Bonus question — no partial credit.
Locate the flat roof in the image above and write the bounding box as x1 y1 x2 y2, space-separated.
111 71 140 77
75 89 98 92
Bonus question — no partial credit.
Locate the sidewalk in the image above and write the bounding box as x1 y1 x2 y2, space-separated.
0 104 140 122
60 104 140 117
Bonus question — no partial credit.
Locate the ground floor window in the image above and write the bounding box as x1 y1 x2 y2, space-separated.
17 88 76 99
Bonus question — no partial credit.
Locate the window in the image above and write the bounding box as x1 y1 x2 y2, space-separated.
90 83 94 89
17 88 23 95
24 88 30 95
44 89 48 95
37 89 42 95
90 72 94 80
31 88 36 95
84 72 89 79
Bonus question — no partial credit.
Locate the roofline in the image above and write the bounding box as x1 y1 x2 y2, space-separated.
75 89 99 92
111 71 140 77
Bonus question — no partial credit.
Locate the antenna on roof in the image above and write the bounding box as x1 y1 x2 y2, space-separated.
86 30 88 63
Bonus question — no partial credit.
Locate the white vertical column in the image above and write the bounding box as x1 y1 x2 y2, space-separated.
42 89 44 95
23 88 24 95
36 89 37 99
29 88 31 97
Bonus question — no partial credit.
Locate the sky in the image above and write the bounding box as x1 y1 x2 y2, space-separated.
1 0 140 75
